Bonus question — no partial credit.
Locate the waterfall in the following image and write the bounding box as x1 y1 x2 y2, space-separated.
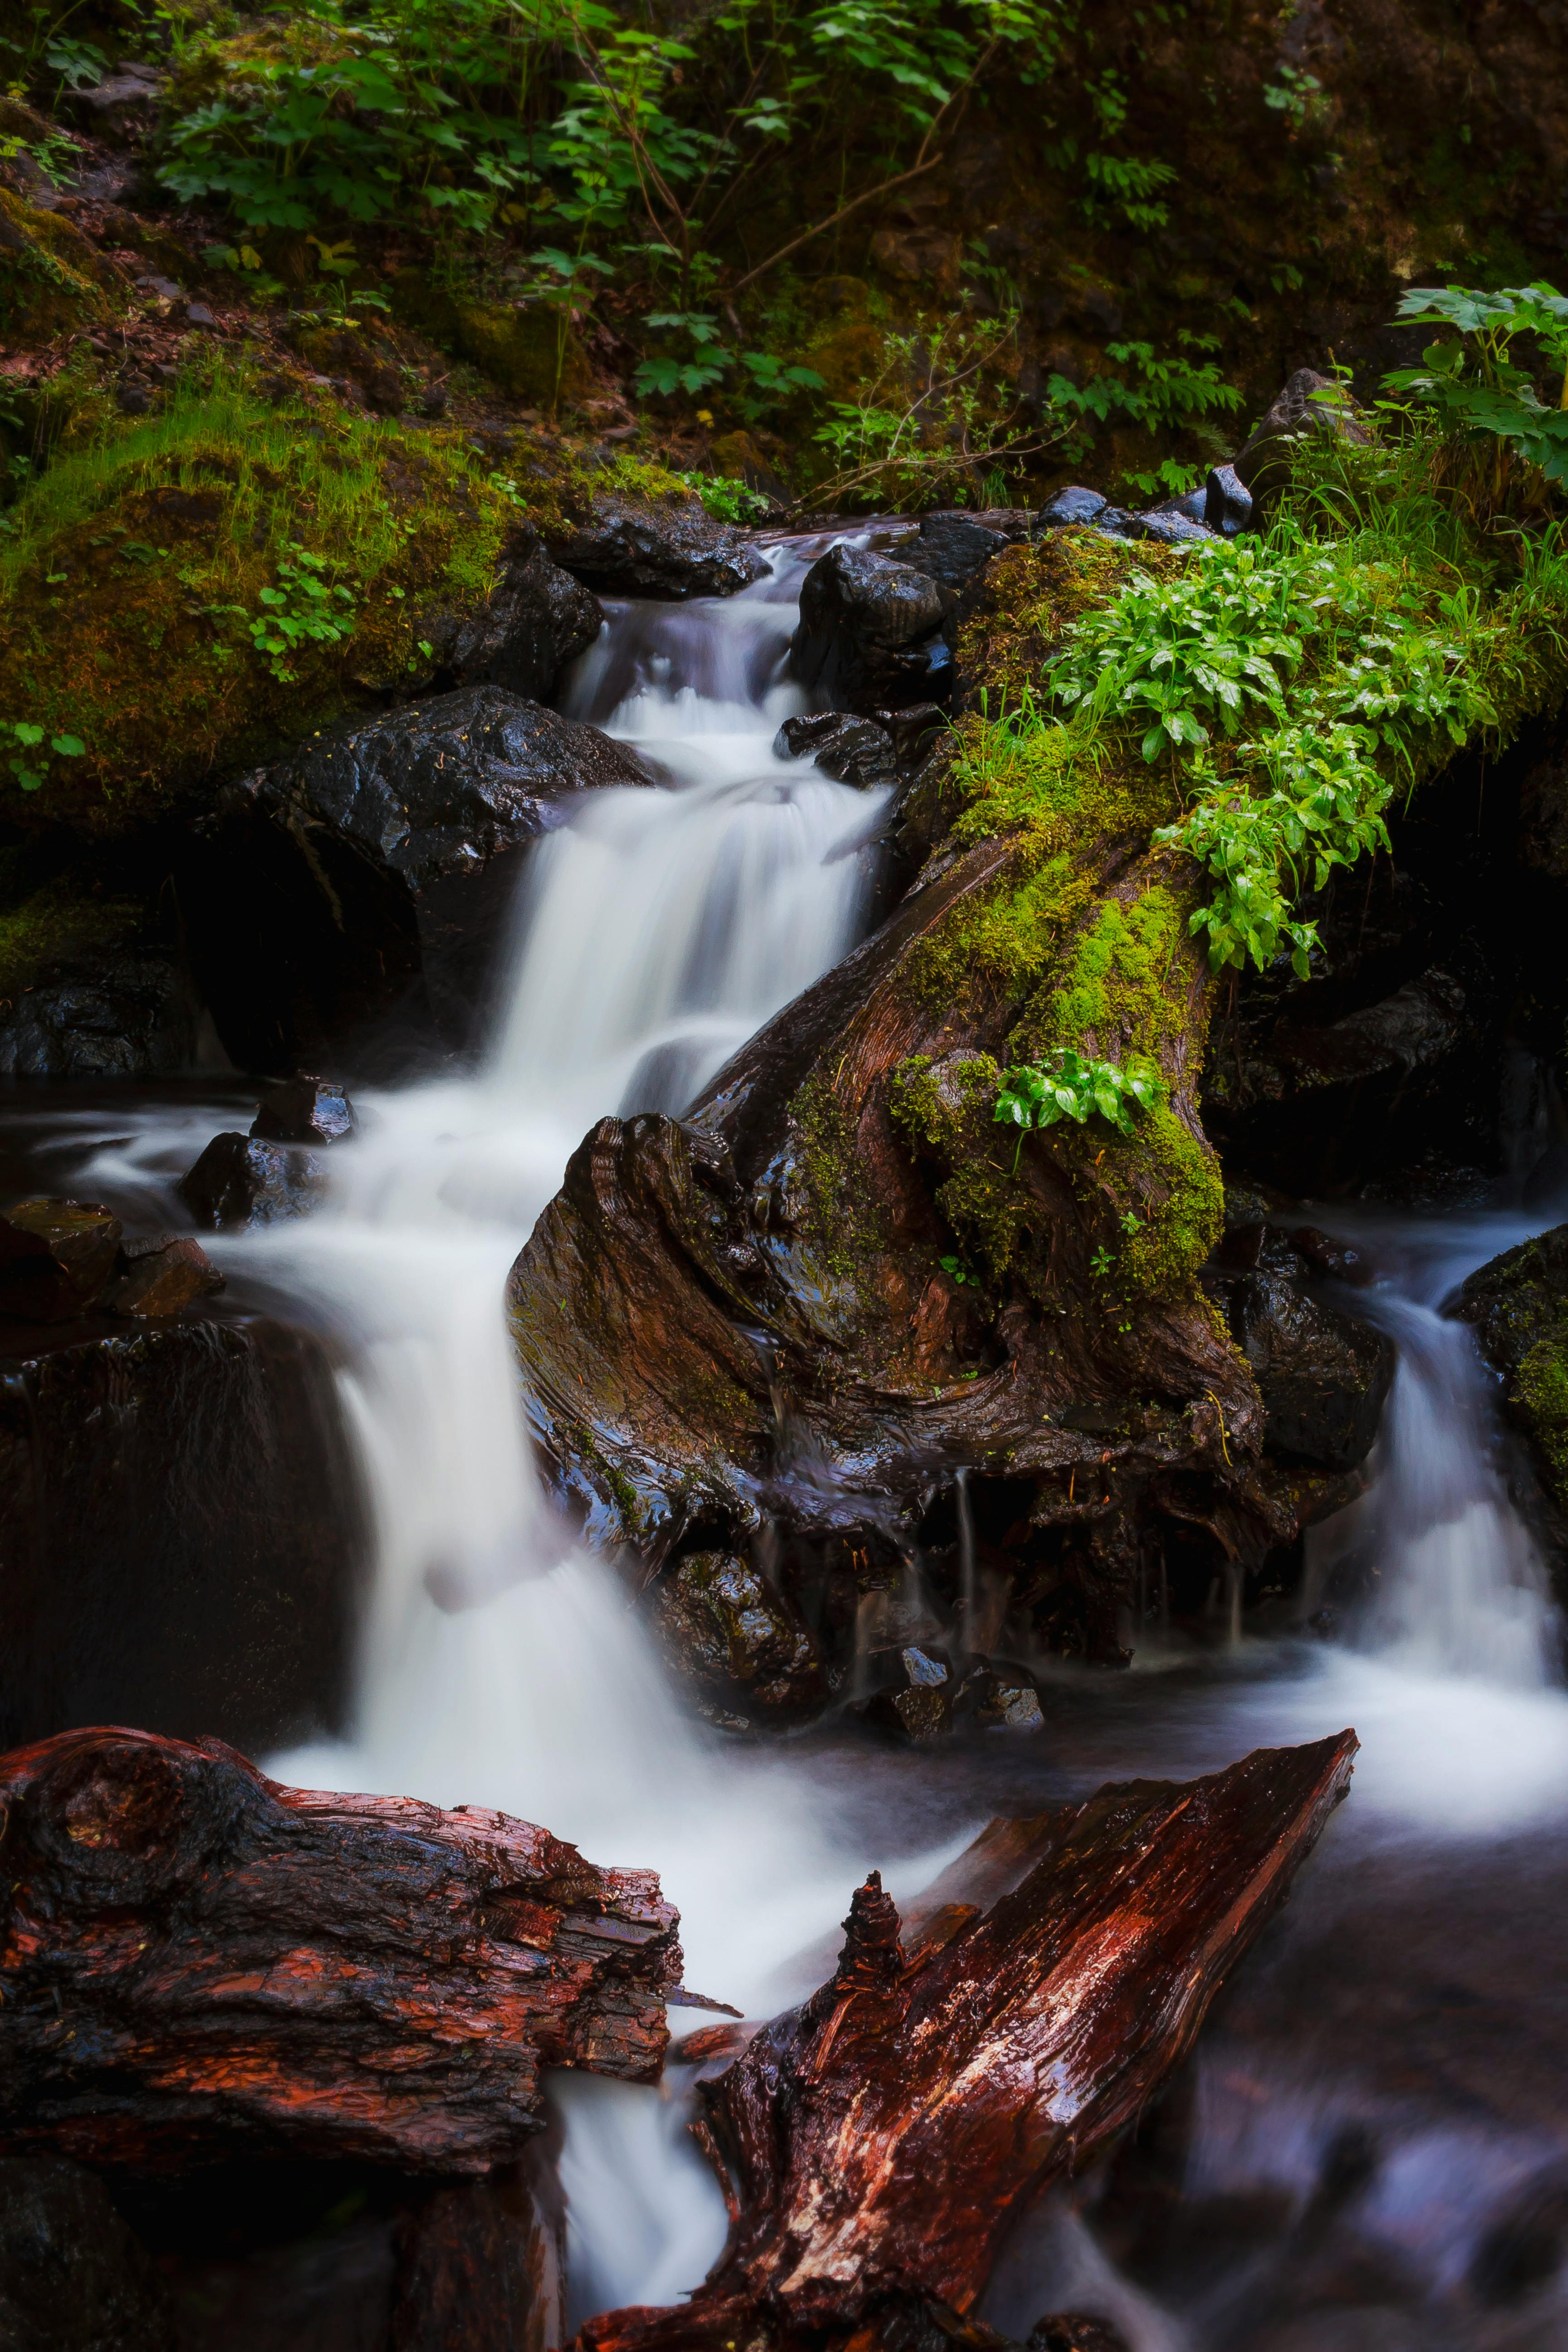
1304 1208 1562 1688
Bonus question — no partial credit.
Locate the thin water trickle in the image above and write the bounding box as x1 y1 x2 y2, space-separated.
36 539 1568 2348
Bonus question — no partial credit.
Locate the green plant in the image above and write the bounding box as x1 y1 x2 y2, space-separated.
680 470 772 523
1384 282 1568 488
994 1047 1162 1166
1 715 83 791
812 309 1058 510
247 544 356 681
1262 63 1324 134
1046 333 1242 499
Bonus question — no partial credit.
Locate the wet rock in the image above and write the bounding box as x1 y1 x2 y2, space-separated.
0 1313 364 1754
772 712 898 787
251 1073 358 1145
1127 509 1217 547
181 1133 328 1231
187 687 650 1069
870 702 947 765
1206 1228 1392 1472
1235 368 1372 508
968 1663 1045 1730
0 1197 121 1321
650 1550 825 1727
63 59 163 146
1038 486 1107 528
0 2155 173 2352
1204 462 1254 536
0 901 201 1082
789 544 956 713
1272 969 1469 1090
1029 2318 1132 2352
544 496 765 599
900 508 1032 598
1454 1222 1568 1513
103 1235 225 1319
863 1675 953 1743
444 531 603 701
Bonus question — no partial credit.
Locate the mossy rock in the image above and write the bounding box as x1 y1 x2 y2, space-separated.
1455 1225 1568 1511
387 270 592 407
0 186 121 340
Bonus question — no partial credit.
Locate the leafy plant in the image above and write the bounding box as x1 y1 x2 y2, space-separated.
248 546 355 681
994 1048 1162 1164
680 470 773 523
1262 64 1324 133
812 309 1058 510
1384 282 1568 490
1 717 84 792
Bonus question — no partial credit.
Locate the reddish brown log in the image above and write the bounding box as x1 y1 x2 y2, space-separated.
0 1726 680 2173
579 1731 1357 2352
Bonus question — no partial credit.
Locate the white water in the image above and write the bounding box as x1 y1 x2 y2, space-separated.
41 535 1568 2346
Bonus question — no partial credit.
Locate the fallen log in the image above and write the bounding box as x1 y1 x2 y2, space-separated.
0 1726 680 2173
578 1730 1356 2352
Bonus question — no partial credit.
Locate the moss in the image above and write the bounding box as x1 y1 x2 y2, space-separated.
0 868 142 999
0 352 530 833
0 186 116 339
1514 1336 1568 1506
387 270 594 407
790 1071 886 1295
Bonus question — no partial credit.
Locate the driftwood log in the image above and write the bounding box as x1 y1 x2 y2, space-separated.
578 1729 1357 2352
0 1726 680 2172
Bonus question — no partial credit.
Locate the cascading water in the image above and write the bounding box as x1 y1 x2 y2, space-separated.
39 537 1568 2349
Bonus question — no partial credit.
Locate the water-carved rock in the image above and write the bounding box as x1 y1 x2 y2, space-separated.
102 1234 225 1319
443 531 603 700
575 1732 1356 2351
251 1072 358 1145
0 1198 122 1321
789 544 956 712
772 712 898 787
186 687 651 1070
1455 1222 1568 1514
545 497 765 600
0 1726 681 2172
180 1132 327 1230
649 1550 825 1728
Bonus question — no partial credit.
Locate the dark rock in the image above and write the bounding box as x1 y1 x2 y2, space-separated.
1454 1223 1568 1513
1092 506 1138 537
864 1677 953 1742
968 1664 1045 1729
869 702 947 765
445 532 603 701
1271 969 1469 1091
544 497 765 599
116 383 152 414
0 1313 365 1753
900 508 1031 598
1029 2318 1132 2352
772 712 897 787
0 1197 121 1321
1204 461 1254 536
184 301 217 330
180 1134 327 1231
251 1073 358 1146
1038 486 1107 528
1235 368 1372 506
649 1550 825 1726
1127 509 1217 547
789 544 956 713
1206 1229 1392 1472
63 60 163 145
103 1235 225 1320
0 916 200 1082
186 687 650 1069
0 2155 173 2352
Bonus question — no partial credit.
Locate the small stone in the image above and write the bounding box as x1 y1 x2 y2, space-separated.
865 1681 952 1742
103 1235 224 1319
901 1645 948 1687
183 301 217 330
772 712 897 788
115 385 151 415
0 1198 122 1322
1037 485 1107 528
1204 461 1254 536
179 1133 327 1231
250 1073 358 1146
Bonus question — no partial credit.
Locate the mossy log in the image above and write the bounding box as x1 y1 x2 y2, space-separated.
577 1730 1357 2352
0 1727 679 2172
506 675 1298 1657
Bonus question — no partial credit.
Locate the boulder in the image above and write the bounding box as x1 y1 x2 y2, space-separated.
1234 368 1372 506
0 934 200 1080
544 497 766 599
1038 486 1107 528
1127 509 1216 546
0 2156 173 2352
0 1198 121 1321
772 712 898 787
649 1550 825 1727
1204 461 1254 536
789 544 956 713
1454 1223 1568 1512
180 1133 327 1231
443 532 603 701
899 509 1032 598
185 687 651 1069
1205 1227 1393 1472
0 1311 365 1753
102 1234 225 1319
251 1072 358 1145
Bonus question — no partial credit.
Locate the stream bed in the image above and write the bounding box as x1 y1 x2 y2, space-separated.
7 534 1568 2352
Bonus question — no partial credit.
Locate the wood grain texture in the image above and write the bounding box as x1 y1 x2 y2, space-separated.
0 1726 680 2173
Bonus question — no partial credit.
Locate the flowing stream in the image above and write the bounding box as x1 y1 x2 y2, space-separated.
21 530 1568 2347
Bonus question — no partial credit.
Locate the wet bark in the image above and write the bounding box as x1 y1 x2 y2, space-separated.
0 1727 680 2174
577 1730 1356 2352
